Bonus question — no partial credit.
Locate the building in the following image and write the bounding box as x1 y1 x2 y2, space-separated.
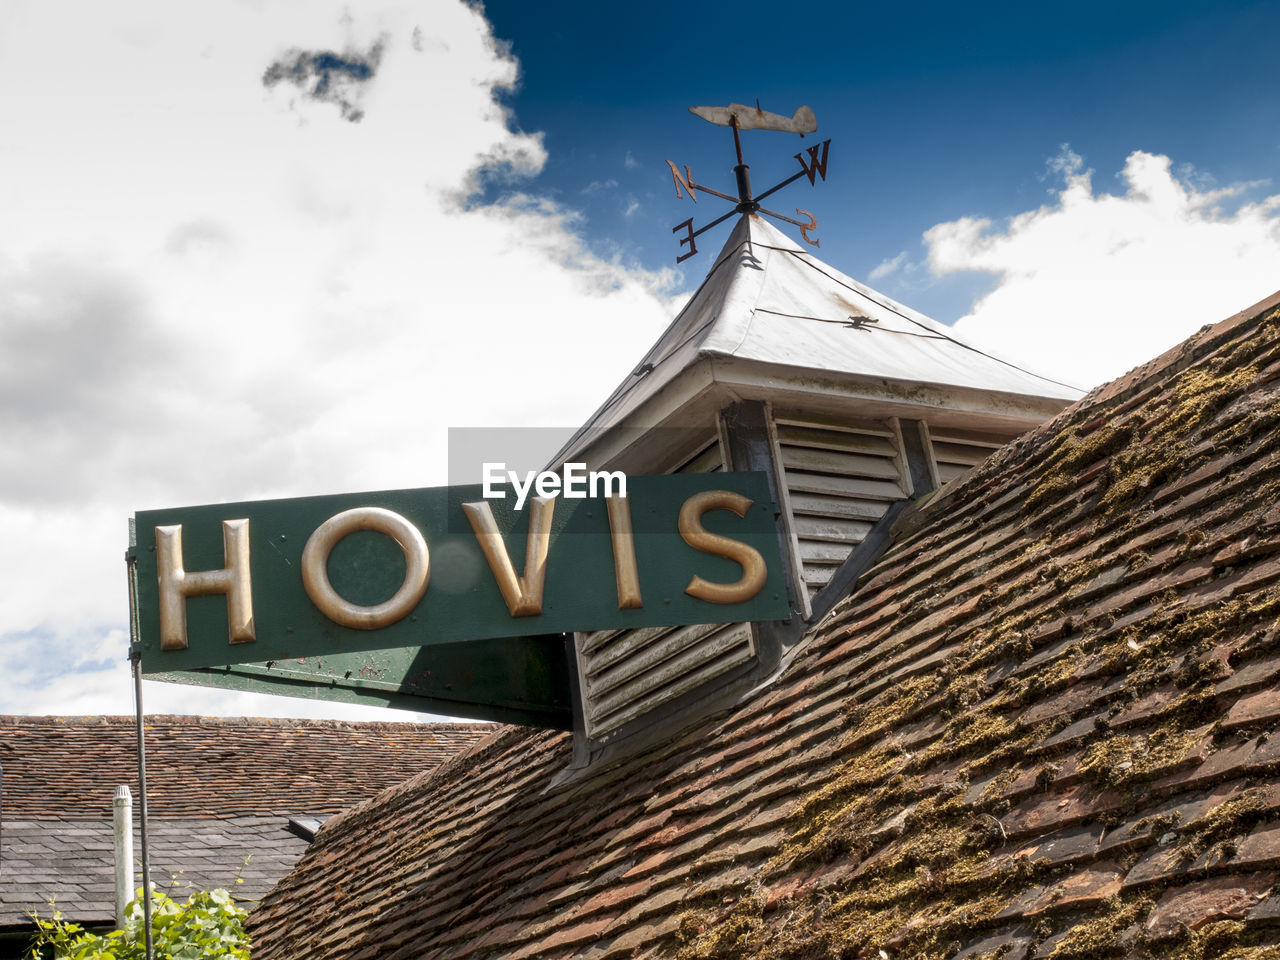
231 221 1280 957
0 715 491 956
246 270 1280 957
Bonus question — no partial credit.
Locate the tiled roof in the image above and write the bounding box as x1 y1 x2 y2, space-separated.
0 716 493 930
0 715 494 817
3 817 305 926
249 291 1280 960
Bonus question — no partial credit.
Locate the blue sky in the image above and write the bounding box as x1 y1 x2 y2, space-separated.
480 0 1280 321
0 0 1276 720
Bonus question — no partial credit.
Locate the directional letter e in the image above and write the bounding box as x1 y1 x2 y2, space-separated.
155 520 255 651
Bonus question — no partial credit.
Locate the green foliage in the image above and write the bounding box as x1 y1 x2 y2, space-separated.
27 888 250 960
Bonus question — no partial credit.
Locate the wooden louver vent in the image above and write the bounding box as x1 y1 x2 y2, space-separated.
774 418 907 599
928 427 1004 484
574 438 756 740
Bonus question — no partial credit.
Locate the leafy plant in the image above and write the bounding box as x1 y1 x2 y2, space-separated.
27 887 250 959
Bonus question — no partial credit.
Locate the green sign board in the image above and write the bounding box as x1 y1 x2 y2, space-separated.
129 472 790 687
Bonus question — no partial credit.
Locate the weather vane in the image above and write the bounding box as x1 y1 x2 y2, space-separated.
666 101 831 263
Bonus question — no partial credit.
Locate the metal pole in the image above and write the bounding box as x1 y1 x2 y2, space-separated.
126 524 154 960
730 117 754 208
131 654 154 960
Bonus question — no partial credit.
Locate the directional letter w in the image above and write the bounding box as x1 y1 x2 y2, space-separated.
795 139 831 186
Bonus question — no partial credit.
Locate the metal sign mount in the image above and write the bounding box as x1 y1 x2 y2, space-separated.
666 101 831 263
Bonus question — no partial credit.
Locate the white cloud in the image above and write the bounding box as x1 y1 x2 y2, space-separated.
0 1 674 720
929 148 1280 389
869 250 909 281
1043 143 1084 181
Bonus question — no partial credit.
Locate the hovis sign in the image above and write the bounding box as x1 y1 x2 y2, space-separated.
129 472 791 674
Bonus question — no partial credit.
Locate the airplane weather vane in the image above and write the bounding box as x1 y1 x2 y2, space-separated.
666 101 831 263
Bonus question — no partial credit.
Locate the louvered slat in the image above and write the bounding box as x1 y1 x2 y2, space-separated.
774 424 898 457
784 470 905 501
588 623 755 736
798 540 856 564
792 515 874 543
938 462 973 483
789 492 890 522
929 429 1002 484
780 447 902 480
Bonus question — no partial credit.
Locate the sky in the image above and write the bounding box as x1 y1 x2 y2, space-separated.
1 0 1277 723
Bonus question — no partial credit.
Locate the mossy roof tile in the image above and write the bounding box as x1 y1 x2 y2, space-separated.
248 290 1280 958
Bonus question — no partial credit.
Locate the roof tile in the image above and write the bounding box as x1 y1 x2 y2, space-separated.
1146 871 1277 940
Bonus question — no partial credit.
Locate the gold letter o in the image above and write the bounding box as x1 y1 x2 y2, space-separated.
301 507 429 630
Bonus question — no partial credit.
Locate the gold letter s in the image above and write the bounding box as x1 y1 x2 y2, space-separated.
678 491 767 604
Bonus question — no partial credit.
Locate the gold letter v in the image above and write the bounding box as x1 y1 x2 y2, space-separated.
461 496 556 617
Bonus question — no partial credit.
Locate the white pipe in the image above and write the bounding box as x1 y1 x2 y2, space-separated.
112 784 134 930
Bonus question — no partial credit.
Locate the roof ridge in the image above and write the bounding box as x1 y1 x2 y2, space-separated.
0 714 496 731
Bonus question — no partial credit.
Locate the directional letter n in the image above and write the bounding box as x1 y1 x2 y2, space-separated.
666 160 698 202
155 519 255 651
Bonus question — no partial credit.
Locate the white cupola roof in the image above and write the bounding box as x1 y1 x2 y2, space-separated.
555 213 1079 470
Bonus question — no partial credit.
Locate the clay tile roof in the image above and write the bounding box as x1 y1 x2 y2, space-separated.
0 716 493 930
248 290 1280 960
0 715 493 818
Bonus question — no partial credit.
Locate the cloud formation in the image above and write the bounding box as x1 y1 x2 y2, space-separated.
0 1 675 720
263 37 387 122
930 147 1280 389
869 250 909 281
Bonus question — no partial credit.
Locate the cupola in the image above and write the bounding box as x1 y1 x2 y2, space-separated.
553 212 1079 763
